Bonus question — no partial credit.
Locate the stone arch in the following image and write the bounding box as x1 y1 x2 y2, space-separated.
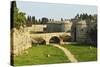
49 36 60 44
31 37 46 45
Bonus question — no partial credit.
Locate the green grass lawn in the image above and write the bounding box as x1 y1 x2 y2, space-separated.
14 45 70 66
13 44 97 66
62 44 97 62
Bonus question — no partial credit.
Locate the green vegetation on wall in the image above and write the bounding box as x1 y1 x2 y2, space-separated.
11 1 26 29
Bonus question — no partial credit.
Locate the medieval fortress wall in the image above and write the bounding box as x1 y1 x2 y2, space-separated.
12 28 32 55
28 25 47 32
12 20 89 55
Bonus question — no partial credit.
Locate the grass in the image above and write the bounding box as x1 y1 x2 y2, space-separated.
62 44 97 62
13 43 97 66
14 45 70 66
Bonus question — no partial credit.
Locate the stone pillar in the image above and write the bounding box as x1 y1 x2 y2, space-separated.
46 40 49 45
46 42 49 45
60 39 64 45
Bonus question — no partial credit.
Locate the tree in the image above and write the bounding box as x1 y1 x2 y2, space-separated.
41 17 48 24
79 14 83 20
29 16 32 22
61 18 63 21
15 12 26 27
11 1 26 29
38 19 41 24
11 1 18 29
32 16 35 24
50 19 52 21
26 16 34 26
77 13 89 20
26 16 30 26
75 14 79 19
35 20 38 24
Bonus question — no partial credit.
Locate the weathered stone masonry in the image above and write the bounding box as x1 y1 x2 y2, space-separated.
12 28 32 55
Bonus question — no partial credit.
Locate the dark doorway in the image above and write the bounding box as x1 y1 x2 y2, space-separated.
49 36 60 44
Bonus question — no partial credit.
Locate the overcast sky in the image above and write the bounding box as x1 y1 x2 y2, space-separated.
16 1 97 20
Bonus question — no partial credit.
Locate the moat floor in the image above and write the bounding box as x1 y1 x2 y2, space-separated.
62 44 97 62
14 45 70 66
52 44 78 62
13 44 97 66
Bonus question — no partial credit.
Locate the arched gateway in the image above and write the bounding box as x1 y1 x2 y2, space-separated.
49 36 60 44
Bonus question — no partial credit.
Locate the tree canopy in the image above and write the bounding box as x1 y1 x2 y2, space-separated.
41 17 49 24
11 1 26 29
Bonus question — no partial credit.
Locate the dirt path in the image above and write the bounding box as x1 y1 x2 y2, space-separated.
51 44 78 63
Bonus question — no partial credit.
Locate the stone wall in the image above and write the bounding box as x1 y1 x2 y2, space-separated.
46 23 64 32
28 25 47 32
11 27 32 56
64 21 72 32
76 20 88 42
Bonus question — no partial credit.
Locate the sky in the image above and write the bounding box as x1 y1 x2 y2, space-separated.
16 1 97 20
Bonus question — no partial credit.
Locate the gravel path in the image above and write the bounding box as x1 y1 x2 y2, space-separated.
51 44 78 63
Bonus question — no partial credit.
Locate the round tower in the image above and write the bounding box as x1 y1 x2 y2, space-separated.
76 20 88 42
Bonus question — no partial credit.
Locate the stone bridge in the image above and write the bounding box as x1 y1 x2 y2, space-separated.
30 32 71 44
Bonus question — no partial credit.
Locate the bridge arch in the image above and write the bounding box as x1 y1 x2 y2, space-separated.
49 36 60 44
31 37 46 45
30 32 71 45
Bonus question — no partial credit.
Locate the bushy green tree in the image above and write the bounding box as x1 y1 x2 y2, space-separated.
15 12 26 27
41 17 48 24
11 1 26 29
61 18 63 21
38 19 41 23
32 16 35 24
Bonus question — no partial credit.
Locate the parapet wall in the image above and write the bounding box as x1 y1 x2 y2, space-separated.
11 28 32 56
